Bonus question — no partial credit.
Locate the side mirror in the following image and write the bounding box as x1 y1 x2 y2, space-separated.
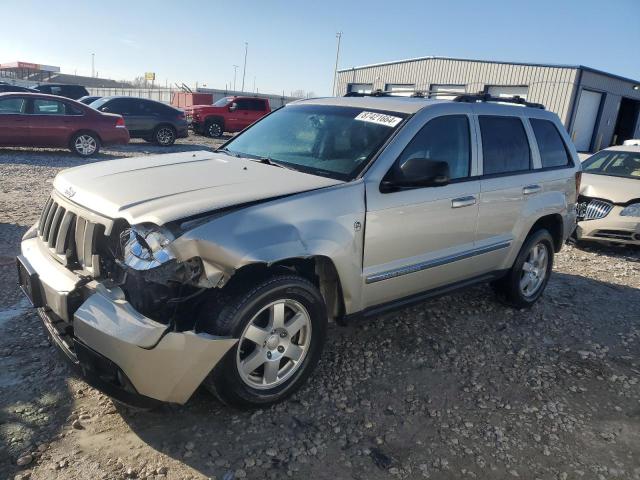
229 103 238 112
384 157 450 190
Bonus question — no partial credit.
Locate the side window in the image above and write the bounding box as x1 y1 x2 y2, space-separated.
479 116 531 175
235 99 251 111
64 103 83 115
397 115 471 180
0 98 26 114
104 99 134 115
33 99 65 115
530 118 572 168
250 99 267 111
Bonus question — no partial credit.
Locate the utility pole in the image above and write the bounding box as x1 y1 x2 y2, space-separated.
233 65 239 91
241 42 248 92
253 76 256 93
91 53 95 78
332 32 342 96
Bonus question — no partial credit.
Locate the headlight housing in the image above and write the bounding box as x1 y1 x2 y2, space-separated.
121 224 176 270
620 203 640 217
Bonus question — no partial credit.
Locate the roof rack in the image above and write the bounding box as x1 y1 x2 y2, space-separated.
344 89 428 98
453 93 545 109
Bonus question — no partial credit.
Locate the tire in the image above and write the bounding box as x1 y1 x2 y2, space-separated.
205 120 223 138
70 132 100 157
492 229 554 308
199 275 327 408
153 125 176 146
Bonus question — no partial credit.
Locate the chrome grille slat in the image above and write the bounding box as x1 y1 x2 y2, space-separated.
582 199 613 221
48 207 65 248
42 203 59 241
82 221 96 268
38 197 54 234
75 217 87 265
55 211 76 255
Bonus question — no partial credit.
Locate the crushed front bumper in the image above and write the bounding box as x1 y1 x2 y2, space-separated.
576 206 640 245
18 231 237 405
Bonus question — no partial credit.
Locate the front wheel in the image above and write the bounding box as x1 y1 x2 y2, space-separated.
154 125 176 146
200 275 327 408
492 229 554 308
70 132 100 157
206 121 223 138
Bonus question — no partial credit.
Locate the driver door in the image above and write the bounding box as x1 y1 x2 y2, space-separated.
362 114 484 308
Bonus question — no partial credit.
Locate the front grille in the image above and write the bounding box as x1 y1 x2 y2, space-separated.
38 195 103 275
577 198 613 221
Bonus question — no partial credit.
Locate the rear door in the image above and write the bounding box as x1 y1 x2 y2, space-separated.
248 99 268 125
475 113 539 266
0 96 29 145
231 98 254 130
29 98 77 147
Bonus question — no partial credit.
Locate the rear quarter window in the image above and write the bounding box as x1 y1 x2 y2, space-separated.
479 116 531 175
530 118 572 168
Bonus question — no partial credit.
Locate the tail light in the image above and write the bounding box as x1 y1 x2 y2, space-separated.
115 117 126 128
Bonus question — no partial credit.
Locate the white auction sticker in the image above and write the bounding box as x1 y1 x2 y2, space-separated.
355 111 402 128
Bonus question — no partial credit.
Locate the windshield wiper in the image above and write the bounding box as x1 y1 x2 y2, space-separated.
215 147 239 157
254 156 298 171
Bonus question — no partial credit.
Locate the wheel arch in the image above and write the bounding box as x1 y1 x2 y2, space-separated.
526 213 564 252
204 115 225 128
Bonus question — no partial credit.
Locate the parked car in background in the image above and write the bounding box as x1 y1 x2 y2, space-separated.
90 96 188 146
575 145 640 246
34 83 90 100
0 83 38 93
185 96 270 137
78 95 101 105
17 94 580 408
0 92 129 156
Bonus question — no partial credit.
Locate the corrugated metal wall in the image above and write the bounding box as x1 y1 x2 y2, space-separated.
336 58 580 124
576 70 640 149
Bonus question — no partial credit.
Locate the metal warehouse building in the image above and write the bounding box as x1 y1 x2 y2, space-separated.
336 56 640 152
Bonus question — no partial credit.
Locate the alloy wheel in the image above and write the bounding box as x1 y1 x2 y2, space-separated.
519 242 549 297
236 299 312 390
74 135 97 156
207 123 222 137
156 127 175 145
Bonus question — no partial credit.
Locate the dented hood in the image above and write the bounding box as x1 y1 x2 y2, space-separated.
53 150 343 225
580 173 640 204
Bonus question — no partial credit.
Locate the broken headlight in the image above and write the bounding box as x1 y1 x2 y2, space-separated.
620 203 640 217
121 224 176 270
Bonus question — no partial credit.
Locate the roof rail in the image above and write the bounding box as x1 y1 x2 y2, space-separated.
453 93 545 109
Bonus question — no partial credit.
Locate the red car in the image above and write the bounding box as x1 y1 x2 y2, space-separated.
0 92 129 156
185 96 271 137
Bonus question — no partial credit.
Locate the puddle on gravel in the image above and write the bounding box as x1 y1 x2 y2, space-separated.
0 297 31 328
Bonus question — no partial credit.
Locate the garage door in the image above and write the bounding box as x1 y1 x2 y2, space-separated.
487 85 529 100
348 83 373 94
430 84 466 100
572 90 603 152
386 84 415 96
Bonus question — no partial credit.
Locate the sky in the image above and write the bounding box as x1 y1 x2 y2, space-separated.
2 0 639 96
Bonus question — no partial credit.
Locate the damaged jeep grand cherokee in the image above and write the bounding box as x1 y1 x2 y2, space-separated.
18 94 580 407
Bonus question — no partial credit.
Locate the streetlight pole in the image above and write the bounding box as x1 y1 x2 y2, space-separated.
241 42 248 92
91 53 95 78
233 65 239 91
332 32 342 96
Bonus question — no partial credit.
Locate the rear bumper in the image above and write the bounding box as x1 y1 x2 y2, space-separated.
576 207 640 245
19 229 237 405
101 128 130 146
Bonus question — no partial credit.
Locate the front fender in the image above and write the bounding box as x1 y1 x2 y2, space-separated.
172 181 367 313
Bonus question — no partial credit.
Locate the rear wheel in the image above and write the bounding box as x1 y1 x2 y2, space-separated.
70 132 100 157
154 125 176 146
199 275 327 407
206 121 223 138
492 229 554 308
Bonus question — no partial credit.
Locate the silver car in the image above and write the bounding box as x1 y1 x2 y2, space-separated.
17 94 580 407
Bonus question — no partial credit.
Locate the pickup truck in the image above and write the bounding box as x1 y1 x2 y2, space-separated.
186 96 271 137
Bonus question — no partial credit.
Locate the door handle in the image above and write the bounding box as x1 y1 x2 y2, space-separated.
523 184 542 195
451 195 477 208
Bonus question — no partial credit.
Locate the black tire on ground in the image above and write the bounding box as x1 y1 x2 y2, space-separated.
205 120 223 138
199 275 327 408
492 228 555 308
153 125 176 146
70 131 100 157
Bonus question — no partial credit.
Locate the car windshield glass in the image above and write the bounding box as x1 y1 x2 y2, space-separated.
222 105 406 180
89 97 110 109
213 97 232 107
582 150 640 180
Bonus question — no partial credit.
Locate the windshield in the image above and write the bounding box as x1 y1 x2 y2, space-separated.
222 105 406 180
582 150 640 180
213 97 233 107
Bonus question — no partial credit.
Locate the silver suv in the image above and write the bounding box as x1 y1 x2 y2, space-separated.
17 94 581 407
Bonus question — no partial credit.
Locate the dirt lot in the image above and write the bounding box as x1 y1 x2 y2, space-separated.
1 139 639 480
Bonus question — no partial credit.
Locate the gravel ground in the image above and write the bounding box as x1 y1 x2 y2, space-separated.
1 138 639 480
